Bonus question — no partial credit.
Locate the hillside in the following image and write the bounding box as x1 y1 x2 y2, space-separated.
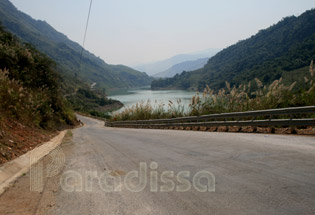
154 58 209 78
135 48 219 76
152 9 315 91
0 25 78 163
0 0 152 92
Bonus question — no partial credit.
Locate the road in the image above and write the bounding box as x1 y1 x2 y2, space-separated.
1 115 315 215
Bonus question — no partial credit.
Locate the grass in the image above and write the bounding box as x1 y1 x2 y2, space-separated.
110 99 186 121
111 61 315 121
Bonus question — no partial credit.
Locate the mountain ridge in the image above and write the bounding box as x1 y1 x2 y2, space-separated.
153 58 209 78
152 9 315 91
0 0 152 92
134 48 220 76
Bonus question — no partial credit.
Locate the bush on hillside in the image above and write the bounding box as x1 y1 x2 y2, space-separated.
0 25 77 128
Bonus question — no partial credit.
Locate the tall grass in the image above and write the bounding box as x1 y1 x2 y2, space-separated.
111 61 315 121
0 68 76 128
111 99 186 121
0 26 77 128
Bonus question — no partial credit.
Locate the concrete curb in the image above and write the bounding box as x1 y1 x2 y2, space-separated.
0 130 67 195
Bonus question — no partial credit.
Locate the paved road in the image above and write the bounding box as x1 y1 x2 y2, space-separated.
1 115 315 215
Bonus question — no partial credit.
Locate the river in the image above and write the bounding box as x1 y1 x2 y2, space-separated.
108 89 196 112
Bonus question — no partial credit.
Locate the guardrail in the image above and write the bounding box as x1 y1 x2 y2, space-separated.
105 106 315 130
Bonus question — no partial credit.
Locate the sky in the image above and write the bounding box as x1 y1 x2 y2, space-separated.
10 0 315 66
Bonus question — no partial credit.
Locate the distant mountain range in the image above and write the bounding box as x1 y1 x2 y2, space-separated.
153 58 209 78
152 9 315 91
134 48 220 76
0 0 152 92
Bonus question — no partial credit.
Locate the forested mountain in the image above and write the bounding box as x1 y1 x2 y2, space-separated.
152 9 315 91
135 48 219 76
153 58 209 78
0 0 152 92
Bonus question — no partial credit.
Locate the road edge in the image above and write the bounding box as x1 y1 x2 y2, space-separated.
0 130 67 195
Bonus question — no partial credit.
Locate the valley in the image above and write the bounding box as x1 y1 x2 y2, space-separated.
0 1 314 214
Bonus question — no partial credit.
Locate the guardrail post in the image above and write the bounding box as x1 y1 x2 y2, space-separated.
269 115 275 133
290 114 293 120
252 116 257 132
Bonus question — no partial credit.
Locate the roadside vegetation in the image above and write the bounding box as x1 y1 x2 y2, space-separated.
0 25 77 163
0 23 123 163
111 61 315 121
0 25 77 128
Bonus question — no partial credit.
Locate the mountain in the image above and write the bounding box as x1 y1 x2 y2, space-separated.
134 48 220 76
153 58 209 78
0 0 152 92
152 9 315 91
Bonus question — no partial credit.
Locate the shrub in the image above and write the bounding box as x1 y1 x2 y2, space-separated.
0 26 77 129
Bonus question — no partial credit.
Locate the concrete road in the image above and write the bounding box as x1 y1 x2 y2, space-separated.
1 115 315 215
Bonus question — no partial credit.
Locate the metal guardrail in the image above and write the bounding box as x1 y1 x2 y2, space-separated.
105 106 315 128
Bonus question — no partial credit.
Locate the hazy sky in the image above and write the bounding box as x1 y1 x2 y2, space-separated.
10 0 315 66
